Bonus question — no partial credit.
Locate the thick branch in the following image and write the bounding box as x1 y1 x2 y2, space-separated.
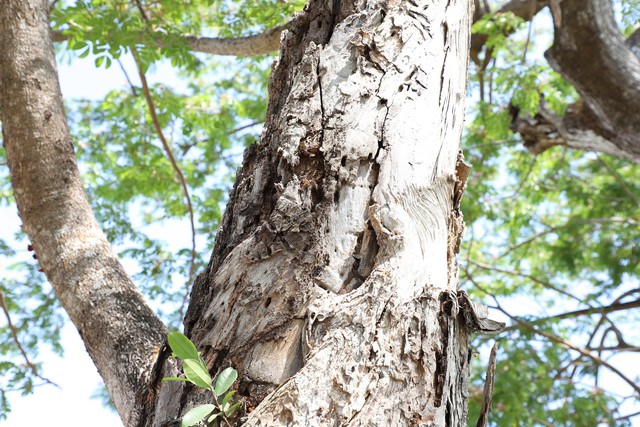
0 0 166 424
179 23 290 56
511 98 640 163
52 21 293 57
512 25 640 162
513 0 640 162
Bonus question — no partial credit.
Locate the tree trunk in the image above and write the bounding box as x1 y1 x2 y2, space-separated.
157 0 500 425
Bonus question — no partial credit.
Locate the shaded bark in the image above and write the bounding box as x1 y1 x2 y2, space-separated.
0 1 167 425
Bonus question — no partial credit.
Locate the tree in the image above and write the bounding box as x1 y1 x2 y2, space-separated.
1 0 639 426
1 0 498 425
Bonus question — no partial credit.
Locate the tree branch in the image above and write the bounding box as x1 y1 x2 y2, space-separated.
52 20 293 57
0 1 167 424
506 311 640 395
132 50 198 302
464 258 591 306
513 0 640 162
470 0 547 64
475 341 499 427
498 217 638 259
530 298 640 324
475 284 640 396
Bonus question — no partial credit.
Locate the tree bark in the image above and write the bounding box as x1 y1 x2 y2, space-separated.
160 0 502 425
0 1 167 425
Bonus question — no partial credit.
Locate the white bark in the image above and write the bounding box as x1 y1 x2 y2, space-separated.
169 1 504 426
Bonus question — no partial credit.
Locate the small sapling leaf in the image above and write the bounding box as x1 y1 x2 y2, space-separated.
167 332 200 360
208 412 222 422
181 404 215 427
225 401 242 417
220 390 236 412
183 359 212 389
214 367 238 396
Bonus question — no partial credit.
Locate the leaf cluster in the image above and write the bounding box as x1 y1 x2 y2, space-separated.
164 332 242 427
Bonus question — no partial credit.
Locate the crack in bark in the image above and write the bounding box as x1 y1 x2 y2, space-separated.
136 340 172 427
439 22 449 106
377 99 390 161
316 56 326 154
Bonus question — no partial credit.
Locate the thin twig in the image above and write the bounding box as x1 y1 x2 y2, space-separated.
179 120 263 155
522 298 640 325
488 55 496 104
135 0 152 24
615 410 640 421
498 217 639 260
0 287 59 388
596 156 640 206
587 345 640 352
496 305 640 395
498 155 537 201
583 288 639 353
464 271 640 395
520 2 535 64
465 258 590 305
132 51 198 295
116 58 138 97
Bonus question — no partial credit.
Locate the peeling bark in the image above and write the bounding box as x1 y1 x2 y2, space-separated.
0 1 167 425
165 0 496 425
511 98 640 163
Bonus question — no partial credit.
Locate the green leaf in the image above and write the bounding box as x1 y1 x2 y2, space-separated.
225 401 242 417
220 390 235 412
207 412 221 422
181 404 215 427
183 359 212 389
214 367 238 396
167 332 200 360
162 376 190 382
